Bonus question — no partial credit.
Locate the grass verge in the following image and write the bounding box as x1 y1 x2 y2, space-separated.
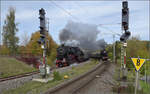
0 57 37 78
3 59 99 94
140 80 150 94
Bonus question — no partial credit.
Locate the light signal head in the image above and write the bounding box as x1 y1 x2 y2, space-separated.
39 8 46 35
38 8 46 45
122 1 128 9
120 31 131 42
122 8 129 30
125 31 130 36
39 8 45 15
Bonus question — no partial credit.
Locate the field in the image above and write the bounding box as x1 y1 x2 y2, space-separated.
0 57 37 78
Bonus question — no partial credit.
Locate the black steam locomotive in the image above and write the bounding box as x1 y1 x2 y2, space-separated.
100 49 108 61
88 49 108 61
56 44 86 67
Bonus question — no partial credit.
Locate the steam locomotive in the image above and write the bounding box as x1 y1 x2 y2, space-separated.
56 44 108 68
56 44 87 67
100 49 108 61
87 49 108 61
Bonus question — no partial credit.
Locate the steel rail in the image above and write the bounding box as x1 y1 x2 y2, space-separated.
0 71 39 82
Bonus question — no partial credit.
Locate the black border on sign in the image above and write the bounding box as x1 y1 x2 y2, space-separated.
131 57 146 72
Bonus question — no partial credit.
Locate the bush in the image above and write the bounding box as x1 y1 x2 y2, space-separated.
53 71 62 81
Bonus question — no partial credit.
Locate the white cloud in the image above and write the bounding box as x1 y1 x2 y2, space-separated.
16 10 38 21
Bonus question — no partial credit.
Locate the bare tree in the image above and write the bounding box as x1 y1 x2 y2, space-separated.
21 31 30 46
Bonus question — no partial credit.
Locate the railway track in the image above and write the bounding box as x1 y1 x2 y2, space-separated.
44 61 110 94
0 71 39 82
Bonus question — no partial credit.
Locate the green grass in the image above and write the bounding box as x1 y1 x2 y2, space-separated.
3 80 63 94
140 81 150 94
3 59 99 94
0 57 37 78
61 59 99 78
53 71 62 81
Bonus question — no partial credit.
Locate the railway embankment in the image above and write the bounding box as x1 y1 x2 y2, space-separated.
0 57 39 93
0 57 37 78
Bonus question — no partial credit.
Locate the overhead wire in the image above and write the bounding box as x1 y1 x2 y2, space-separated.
74 1 89 16
75 1 122 38
50 1 122 38
98 24 121 36
50 0 82 22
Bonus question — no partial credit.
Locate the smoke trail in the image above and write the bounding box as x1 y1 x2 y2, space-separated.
59 21 107 50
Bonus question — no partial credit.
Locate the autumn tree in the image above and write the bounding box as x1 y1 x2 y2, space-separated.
125 37 150 75
25 31 58 66
2 7 19 55
25 32 42 55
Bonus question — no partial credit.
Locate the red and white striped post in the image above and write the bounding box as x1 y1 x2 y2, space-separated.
123 42 127 68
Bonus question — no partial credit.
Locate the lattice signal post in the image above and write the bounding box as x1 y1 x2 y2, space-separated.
38 8 47 78
120 0 131 80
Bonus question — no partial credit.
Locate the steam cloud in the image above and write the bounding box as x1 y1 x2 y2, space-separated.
59 21 107 51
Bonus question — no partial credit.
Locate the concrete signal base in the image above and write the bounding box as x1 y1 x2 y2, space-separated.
32 77 53 83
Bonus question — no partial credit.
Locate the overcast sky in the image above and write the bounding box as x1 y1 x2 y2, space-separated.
0 0 149 45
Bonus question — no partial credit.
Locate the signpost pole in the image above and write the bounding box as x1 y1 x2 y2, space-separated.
134 71 139 94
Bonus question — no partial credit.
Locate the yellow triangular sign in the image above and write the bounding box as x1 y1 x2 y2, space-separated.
131 58 146 71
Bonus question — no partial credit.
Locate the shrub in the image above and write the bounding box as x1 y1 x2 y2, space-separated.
53 71 62 81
